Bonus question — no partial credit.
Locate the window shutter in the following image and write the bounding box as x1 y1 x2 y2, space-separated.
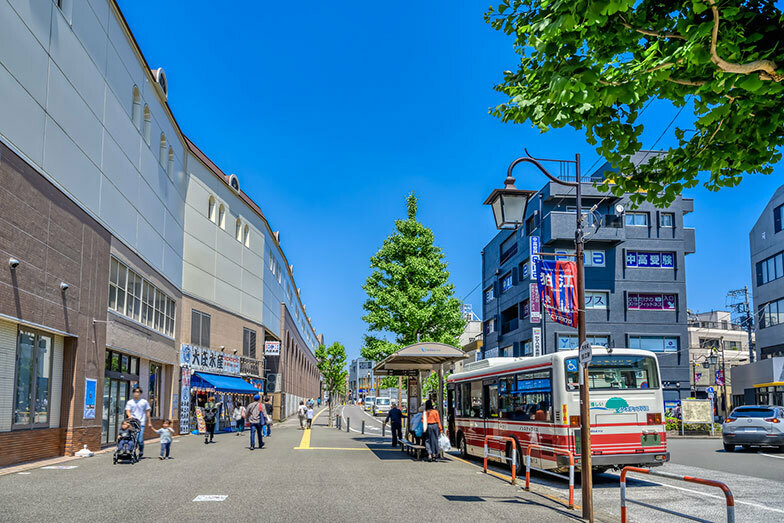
202 315 210 348
191 310 200 346
250 330 257 359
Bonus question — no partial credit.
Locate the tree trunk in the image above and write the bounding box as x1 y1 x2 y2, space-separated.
328 396 333 428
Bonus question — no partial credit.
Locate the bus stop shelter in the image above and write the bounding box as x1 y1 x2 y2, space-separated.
373 342 467 422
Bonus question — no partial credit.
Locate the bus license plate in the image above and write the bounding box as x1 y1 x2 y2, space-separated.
641 433 661 447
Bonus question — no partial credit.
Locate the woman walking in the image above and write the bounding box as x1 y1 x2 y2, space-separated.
423 399 442 462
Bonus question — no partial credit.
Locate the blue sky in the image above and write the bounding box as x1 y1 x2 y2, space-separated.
119 1 783 361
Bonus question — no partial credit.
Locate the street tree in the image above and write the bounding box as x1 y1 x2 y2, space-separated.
361 193 465 368
486 0 784 205
315 341 348 427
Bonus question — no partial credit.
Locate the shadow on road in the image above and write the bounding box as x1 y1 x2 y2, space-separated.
441 494 583 520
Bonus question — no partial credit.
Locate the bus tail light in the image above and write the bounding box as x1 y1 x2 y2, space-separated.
646 413 662 425
569 415 580 427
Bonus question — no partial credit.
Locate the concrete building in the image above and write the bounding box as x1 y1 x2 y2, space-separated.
688 310 751 416
348 357 375 402
452 304 482 374
0 0 322 465
731 184 784 407
480 153 695 403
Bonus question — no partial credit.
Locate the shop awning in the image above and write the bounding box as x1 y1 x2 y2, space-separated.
191 372 259 394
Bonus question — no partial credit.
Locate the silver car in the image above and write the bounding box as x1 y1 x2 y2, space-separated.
722 405 784 452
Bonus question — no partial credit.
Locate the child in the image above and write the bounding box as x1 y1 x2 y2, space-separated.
154 419 175 459
306 405 314 429
117 420 134 453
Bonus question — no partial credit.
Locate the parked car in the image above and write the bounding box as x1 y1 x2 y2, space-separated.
722 405 784 452
364 397 375 412
373 397 392 416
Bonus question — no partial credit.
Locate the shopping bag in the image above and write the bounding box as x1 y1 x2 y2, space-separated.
411 413 424 437
438 433 451 452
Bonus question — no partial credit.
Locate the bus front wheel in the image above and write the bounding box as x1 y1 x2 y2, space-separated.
459 434 469 458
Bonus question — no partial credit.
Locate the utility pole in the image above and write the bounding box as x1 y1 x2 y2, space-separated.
727 287 754 363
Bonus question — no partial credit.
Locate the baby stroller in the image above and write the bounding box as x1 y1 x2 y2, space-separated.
113 417 141 464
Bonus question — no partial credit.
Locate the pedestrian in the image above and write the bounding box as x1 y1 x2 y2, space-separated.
263 397 273 437
317 397 321 408
202 396 221 444
423 399 442 462
245 394 264 450
124 386 151 459
307 404 314 429
233 403 245 435
297 401 307 430
116 420 135 454
154 419 175 460
385 401 403 447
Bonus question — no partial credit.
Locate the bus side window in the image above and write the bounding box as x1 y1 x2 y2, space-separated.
470 380 483 418
485 382 499 419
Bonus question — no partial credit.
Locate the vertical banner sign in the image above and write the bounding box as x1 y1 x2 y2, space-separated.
715 369 725 386
532 327 542 357
529 283 541 323
529 236 541 281
83 378 97 420
536 259 578 328
179 367 191 434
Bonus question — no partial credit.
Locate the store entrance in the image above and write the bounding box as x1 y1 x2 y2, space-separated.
101 349 140 445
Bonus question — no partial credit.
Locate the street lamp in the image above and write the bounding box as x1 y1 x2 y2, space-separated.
485 152 594 522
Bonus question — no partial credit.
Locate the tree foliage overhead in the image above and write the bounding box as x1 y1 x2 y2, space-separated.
361 193 465 363
486 0 784 205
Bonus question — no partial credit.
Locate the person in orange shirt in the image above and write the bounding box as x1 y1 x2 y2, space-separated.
423 399 443 462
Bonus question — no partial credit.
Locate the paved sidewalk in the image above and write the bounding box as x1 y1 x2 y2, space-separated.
0 407 598 522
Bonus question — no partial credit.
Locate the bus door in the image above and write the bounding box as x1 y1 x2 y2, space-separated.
483 380 500 451
447 384 456 445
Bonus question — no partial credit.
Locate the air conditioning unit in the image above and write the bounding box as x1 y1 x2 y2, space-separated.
266 373 281 393
150 67 168 100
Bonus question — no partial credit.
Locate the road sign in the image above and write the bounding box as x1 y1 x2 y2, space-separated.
706 386 714 395
579 341 592 364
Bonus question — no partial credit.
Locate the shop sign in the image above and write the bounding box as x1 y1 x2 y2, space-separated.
625 251 675 268
529 283 541 323
264 341 281 356
179 367 191 434
180 344 240 375
536 259 578 327
627 293 676 310
532 327 542 357
529 236 540 281
83 378 97 420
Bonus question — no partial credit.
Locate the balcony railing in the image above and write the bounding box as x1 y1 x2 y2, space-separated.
240 356 262 377
688 321 743 331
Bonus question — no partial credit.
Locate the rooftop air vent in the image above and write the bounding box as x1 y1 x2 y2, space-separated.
150 67 168 100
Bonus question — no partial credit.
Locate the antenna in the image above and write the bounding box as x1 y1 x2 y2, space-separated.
726 287 754 363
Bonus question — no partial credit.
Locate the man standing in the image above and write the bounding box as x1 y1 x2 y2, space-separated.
202 396 221 444
385 401 403 447
263 397 273 437
245 394 264 450
125 386 151 459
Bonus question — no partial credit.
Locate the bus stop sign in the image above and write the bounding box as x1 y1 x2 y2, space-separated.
579 341 592 364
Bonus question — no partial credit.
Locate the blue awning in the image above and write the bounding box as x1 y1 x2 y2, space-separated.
192 372 259 394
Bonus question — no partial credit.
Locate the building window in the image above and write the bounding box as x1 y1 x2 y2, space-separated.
557 335 609 350
484 286 495 303
628 335 678 352
13 328 53 428
243 225 250 248
525 214 537 236
500 306 518 335
131 86 141 129
483 318 495 335
243 328 257 359
660 213 674 227
218 205 226 229
585 291 608 309
775 204 784 233
143 106 151 145
167 147 174 177
149 362 162 418
519 259 529 280
235 218 242 242
109 257 174 337
759 298 784 329
500 241 518 265
519 299 530 320
191 309 211 347
627 293 676 311
208 196 216 222
756 251 784 286
625 212 648 226
625 251 675 268
159 134 167 166
500 272 513 293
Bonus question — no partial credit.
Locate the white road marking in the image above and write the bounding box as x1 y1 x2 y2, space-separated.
17 472 31 475
40 465 78 470
193 495 227 502
758 452 784 460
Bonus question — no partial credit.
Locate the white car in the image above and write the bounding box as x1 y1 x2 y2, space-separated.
373 397 392 416
722 405 784 452
364 397 375 412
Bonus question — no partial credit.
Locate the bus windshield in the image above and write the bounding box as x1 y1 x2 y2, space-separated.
565 355 659 391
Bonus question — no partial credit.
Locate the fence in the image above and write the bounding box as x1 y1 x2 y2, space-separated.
483 435 517 485
620 466 735 523
524 444 575 509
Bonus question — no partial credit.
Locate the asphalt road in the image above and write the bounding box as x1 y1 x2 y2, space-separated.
669 437 784 482
1 406 589 523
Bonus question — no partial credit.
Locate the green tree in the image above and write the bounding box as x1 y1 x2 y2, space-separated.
422 370 451 401
486 0 784 205
315 342 348 427
361 193 465 363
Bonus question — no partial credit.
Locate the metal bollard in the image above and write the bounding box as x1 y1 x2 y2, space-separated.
362 420 365 434
382 423 386 437
337 416 341 430
347 418 350 433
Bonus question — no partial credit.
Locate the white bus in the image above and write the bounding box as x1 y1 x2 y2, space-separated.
446 348 669 474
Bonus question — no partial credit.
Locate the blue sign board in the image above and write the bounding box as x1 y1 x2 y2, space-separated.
529 236 540 280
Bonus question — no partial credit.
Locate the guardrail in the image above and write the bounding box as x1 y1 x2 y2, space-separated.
620 467 735 523
524 444 575 509
483 435 518 485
